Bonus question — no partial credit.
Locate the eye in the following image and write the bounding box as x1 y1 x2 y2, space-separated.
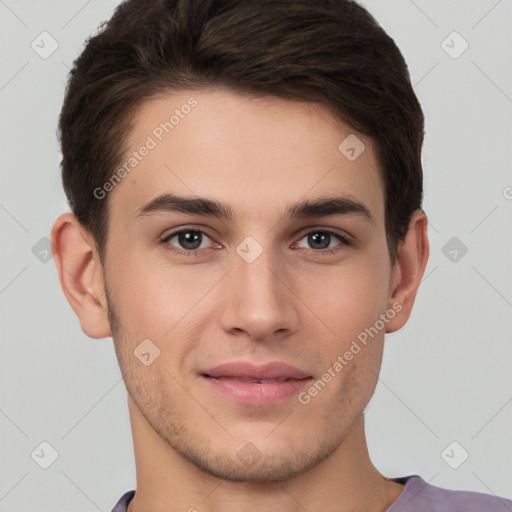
161 228 216 255
294 230 352 254
160 227 352 257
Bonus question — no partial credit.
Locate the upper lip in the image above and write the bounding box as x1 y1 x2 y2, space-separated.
202 361 311 380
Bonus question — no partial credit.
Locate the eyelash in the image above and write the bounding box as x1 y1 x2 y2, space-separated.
160 227 353 257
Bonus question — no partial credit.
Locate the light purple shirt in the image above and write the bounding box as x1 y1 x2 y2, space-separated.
111 475 512 511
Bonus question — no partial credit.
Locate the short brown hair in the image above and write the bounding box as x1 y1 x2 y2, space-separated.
59 0 424 263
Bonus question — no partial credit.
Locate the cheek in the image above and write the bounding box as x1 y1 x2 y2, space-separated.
106 245 220 341
296 254 391 343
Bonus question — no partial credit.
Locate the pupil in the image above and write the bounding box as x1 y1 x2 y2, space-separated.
179 231 201 250
309 232 329 249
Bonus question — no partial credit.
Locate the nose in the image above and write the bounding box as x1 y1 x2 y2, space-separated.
219 243 299 343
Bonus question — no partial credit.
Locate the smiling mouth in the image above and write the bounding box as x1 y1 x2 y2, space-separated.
199 361 314 405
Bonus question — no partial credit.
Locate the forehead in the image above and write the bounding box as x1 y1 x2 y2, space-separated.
110 88 384 224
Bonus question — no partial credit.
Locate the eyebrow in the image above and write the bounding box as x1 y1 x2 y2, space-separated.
136 193 373 223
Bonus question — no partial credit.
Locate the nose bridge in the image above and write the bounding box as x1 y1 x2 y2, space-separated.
220 238 297 340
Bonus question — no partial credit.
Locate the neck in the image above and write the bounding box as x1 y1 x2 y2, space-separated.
126 396 404 512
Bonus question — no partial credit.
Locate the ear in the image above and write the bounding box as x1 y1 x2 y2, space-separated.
51 213 112 339
385 210 429 333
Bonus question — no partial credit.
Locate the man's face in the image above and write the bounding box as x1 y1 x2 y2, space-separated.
103 88 397 482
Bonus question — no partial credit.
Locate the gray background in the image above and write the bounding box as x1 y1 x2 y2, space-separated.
1 0 511 510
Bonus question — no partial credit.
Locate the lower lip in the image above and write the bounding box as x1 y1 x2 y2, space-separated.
202 376 313 406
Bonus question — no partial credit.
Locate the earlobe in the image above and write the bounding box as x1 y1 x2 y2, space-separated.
385 210 430 334
51 213 112 339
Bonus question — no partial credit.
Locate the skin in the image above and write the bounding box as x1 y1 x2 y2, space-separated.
52 88 429 512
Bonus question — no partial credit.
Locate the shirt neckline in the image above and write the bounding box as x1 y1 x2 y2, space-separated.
385 475 426 511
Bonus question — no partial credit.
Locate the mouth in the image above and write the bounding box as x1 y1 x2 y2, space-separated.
200 362 313 405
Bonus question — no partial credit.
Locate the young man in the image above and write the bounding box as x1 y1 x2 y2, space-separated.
51 0 511 510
